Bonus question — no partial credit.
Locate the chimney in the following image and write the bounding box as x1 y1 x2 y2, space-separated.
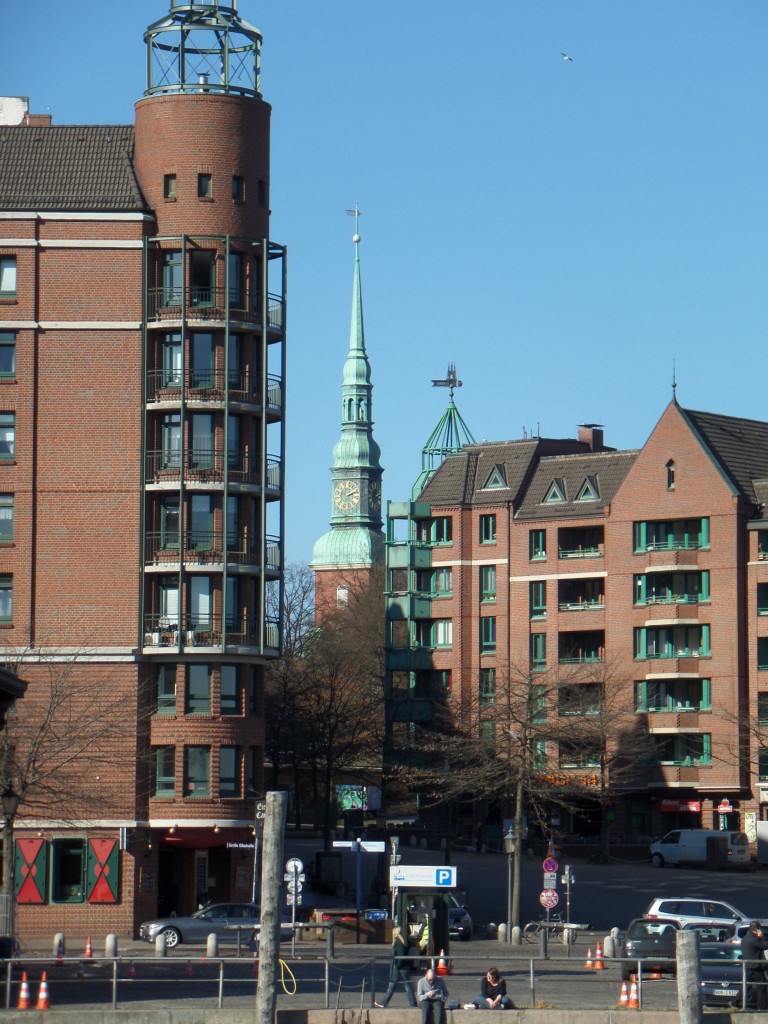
578 423 604 451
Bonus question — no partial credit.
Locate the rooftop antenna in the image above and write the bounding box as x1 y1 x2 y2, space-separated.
431 363 462 400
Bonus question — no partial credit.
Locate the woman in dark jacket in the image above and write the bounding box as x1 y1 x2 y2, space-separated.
375 926 417 1008
473 967 515 1009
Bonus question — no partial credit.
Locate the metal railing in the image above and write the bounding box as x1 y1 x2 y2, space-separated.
143 614 277 650
145 449 281 490
144 532 281 570
146 369 283 410
146 288 284 331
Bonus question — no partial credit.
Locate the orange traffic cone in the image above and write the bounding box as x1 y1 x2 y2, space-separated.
594 941 606 970
36 971 50 1010
84 935 93 959
436 950 449 976
127 960 136 979
627 976 639 1009
584 946 594 969
55 937 64 965
185 960 194 977
76 962 85 979
17 970 31 1010
617 980 629 1007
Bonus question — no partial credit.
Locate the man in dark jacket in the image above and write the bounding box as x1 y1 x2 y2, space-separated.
741 920 768 1010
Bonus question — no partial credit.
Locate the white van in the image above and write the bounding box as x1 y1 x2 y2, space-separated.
649 829 751 868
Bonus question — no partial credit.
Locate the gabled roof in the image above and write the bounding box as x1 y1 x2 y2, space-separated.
515 450 638 521
680 406 768 506
0 125 148 212
417 437 593 507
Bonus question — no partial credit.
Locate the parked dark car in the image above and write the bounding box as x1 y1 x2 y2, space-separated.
447 894 473 941
699 942 745 1008
621 917 680 981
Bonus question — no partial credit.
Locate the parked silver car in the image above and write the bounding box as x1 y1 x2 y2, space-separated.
139 902 261 948
643 897 751 930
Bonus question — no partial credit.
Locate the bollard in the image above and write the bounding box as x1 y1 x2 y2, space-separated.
539 927 548 959
487 922 498 940
511 925 522 946
497 922 507 943
105 934 118 959
155 932 167 957
53 932 65 959
603 934 616 958
206 932 218 958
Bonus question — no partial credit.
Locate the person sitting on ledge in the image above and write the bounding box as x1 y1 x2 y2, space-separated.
472 967 516 1009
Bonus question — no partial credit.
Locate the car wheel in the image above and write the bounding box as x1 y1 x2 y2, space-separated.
161 927 181 948
651 853 664 868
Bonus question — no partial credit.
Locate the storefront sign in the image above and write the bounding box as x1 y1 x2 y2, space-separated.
660 799 701 813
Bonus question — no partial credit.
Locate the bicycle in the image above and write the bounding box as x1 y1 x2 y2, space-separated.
523 914 585 945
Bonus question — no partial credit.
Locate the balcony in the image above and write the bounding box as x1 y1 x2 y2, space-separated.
558 526 603 560
146 369 283 413
146 287 284 332
145 448 281 491
558 631 605 664
143 613 280 651
144 531 281 571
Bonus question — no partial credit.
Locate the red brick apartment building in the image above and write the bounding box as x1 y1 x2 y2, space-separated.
386 404 768 843
0 1 285 938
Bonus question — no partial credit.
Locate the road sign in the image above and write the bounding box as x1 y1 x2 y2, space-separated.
389 865 457 888
286 894 302 906
285 857 304 874
286 880 303 894
332 840 385 853
543 872 557 888
543 857 558 873
284 872 305 883
540 889 559 910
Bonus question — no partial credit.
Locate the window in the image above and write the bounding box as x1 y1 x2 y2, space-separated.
161 413 181 469
0 495 13 543
635 571 709 606
759 638 768 671
186 664 211 714
531 685 547 723
190 250 215 306
758 531 768 560
159 497 179 551
191 414 213 470
666 460 675 490
544 478 566 503
529 529 546 560
0 258 16 298
0 413 15 460
198 173 212 198
219 746 240 797
226 495 239 550
432 567 453 596
760 748 768 782
156 665 177 714
479 668 495 705
257 179 266 206
51 839 85 903
161 250 182 306
558 526 603 558
336 585 349 607
480 565 496 602
433 669 452 697
0 332 15 378
479 720 496 750
530 632 546 669
759 693 768 727
0 576 12 623
635 625 710 659
635 678 711 713
481 616 496 654
558 683 602 717
650 733 711 766
184 746 210 796
228 251 243 307
163 174 177 199
249 746 262 794
190 494 212 551
482 464 507 489
433 619 453 648
154 746 175 796
158 576 179 628
232 175 244 201
161 332 182 388
221 665 241 715
759 584 768 615
417 517 452 545
559 740 602 769
530 738 547 768
480 514 496 543
530 580 546 618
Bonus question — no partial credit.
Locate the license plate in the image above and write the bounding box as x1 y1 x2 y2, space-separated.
713 989 738 997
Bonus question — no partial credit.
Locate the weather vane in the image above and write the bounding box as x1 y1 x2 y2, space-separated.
431 363 463 400
345 203 362 238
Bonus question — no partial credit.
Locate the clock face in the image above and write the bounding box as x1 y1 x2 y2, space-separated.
333 479 360 511
369 481 382 512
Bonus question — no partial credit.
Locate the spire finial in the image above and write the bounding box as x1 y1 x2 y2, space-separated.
672 359 677 401
431 363 463 400
346 204 362 243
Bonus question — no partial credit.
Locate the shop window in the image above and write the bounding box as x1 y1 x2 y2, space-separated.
50 838 85 903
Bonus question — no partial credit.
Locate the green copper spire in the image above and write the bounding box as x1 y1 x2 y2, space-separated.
311 221 384 569
412 365 475 498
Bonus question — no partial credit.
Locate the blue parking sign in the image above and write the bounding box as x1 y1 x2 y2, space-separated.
435 868 455 887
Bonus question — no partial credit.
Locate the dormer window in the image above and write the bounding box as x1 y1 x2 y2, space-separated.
544 478 566 503
575 476 600 501
483 464 507 489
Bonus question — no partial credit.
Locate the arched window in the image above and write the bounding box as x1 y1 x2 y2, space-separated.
336 585 349 608
666 460 675 491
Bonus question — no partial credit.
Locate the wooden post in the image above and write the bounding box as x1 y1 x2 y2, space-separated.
676 929 702 1024
255 791 288 1024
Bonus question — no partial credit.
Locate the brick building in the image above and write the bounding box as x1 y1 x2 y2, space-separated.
0 0 285 937
385 400 768 843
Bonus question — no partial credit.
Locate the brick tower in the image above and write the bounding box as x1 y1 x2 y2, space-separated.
0 0 285 939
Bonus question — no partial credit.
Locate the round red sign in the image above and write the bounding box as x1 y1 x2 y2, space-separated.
543 857 558 873
539 889 559 909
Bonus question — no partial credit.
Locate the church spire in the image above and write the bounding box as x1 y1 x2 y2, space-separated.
310 218 384 577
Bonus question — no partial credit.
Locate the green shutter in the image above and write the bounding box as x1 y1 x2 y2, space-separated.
86 838 119 903
633 522 646 552
634 681 647 712
700 679 711 710
15 838 48 904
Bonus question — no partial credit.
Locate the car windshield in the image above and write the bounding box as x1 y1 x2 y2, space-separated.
194 906 227 920
629 921 677 938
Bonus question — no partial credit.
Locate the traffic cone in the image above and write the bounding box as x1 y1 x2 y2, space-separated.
17 971 30 1010
84 935 93 959
36 971 50 1010
594 941 606 970
584 946 594 969
55 937 64 965
185 960 194 977
76 962 85 979
436 950 449 976
127 960 136 979
627 976 639 1009
617 980 629 1007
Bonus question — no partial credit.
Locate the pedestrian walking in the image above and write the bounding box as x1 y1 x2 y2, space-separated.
417 966 448 1024
741 920 768 1010
375 926 416 1008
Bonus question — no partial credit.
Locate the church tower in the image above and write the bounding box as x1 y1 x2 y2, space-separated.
311 227 384 619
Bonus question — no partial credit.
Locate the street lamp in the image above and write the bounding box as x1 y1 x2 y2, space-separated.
504 827 516 943
1 781 19 940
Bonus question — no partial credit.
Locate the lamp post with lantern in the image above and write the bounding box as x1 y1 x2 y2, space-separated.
1 780 20 940
504 827 516 942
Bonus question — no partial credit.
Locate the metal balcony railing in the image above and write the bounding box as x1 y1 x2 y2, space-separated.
146 369 283 410
143 613 280 650
146 287 284 331
144 531 281 569
145 448 282 490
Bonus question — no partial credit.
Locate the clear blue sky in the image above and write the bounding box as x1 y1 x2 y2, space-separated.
4 2 768 566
